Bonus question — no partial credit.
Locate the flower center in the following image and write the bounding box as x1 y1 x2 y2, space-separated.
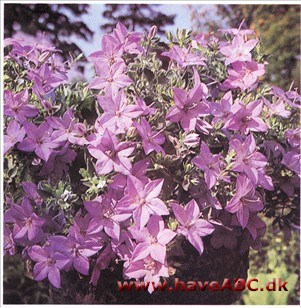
105 150 115 159
139 198 147 206
144 260 156 271
73 247 80 257
25 217 32 227
150 236 158 245
46 258 56 266
241 116 251 123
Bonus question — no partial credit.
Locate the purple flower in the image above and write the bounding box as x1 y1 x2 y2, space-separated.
220 35 258 65
111 22 143 55
245 213 266 240
109 159 150 198
210 225 238 250
28 245 69 288
192 142 223 189
39 144 77 179
133 96 156 116
90 244 116 286
129 215 176 264
182 133 200 147
117 175 169 229
47 108 87 145
222 61 265 91
262 140 285 162
87 118 106 147
97 90 143 134
4 90 38 123
89 60 132 95
282 150 300 176
124 255 168 293
230 134 268 185
162 45 205 68
166 77 209 132
18 121 60 162
285 128 300 148
68 212 109 245
191 34 208 49
171 199 214 254
224 100 268 134
22 182 43 207
89 34 124 66
134 118 165 155
4 38 38 65
270 86 301 109
88 128 135 175
84 196 131 241
9 197 45 244
47 235 101 276
195 118 213 135
262 97 291 118
279 175 299 197
148 25 158 40
210 91 233 126
225 175 264 228
4 225 16 256
4 120 26 154
27 63 67 99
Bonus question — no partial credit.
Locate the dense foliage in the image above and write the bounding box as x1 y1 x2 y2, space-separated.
3 22 300 294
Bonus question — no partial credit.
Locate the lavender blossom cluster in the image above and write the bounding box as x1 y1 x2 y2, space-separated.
3 22 300 293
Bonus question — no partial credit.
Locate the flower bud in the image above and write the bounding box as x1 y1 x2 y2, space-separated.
183 133 200 147
148 25 158 40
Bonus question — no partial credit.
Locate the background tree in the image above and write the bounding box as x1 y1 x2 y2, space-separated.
189 5 300 90
4 4 93 61
101 4 175 34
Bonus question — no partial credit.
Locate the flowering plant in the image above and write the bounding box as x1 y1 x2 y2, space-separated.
3 22 300 296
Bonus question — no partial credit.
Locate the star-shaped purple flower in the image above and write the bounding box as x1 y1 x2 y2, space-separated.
192 142 223 189
162 45 205 68
28 245 69 288
88 128 135 175
18 121 60 162
117 175 169 229
89 60 132 95
222 61 265 91
97 90 143 134
220 34 258 65
4 120 26 154
134 118 165 155
230 134 268 185
47 108 87 145
89 34 124 66
111 22 143 55
166 74 209 132
124 255 168 293
129 215 176 264
4 90 38 123
224 100 268 134
225 174 264 228
9 197 45 244
171 199 214 254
